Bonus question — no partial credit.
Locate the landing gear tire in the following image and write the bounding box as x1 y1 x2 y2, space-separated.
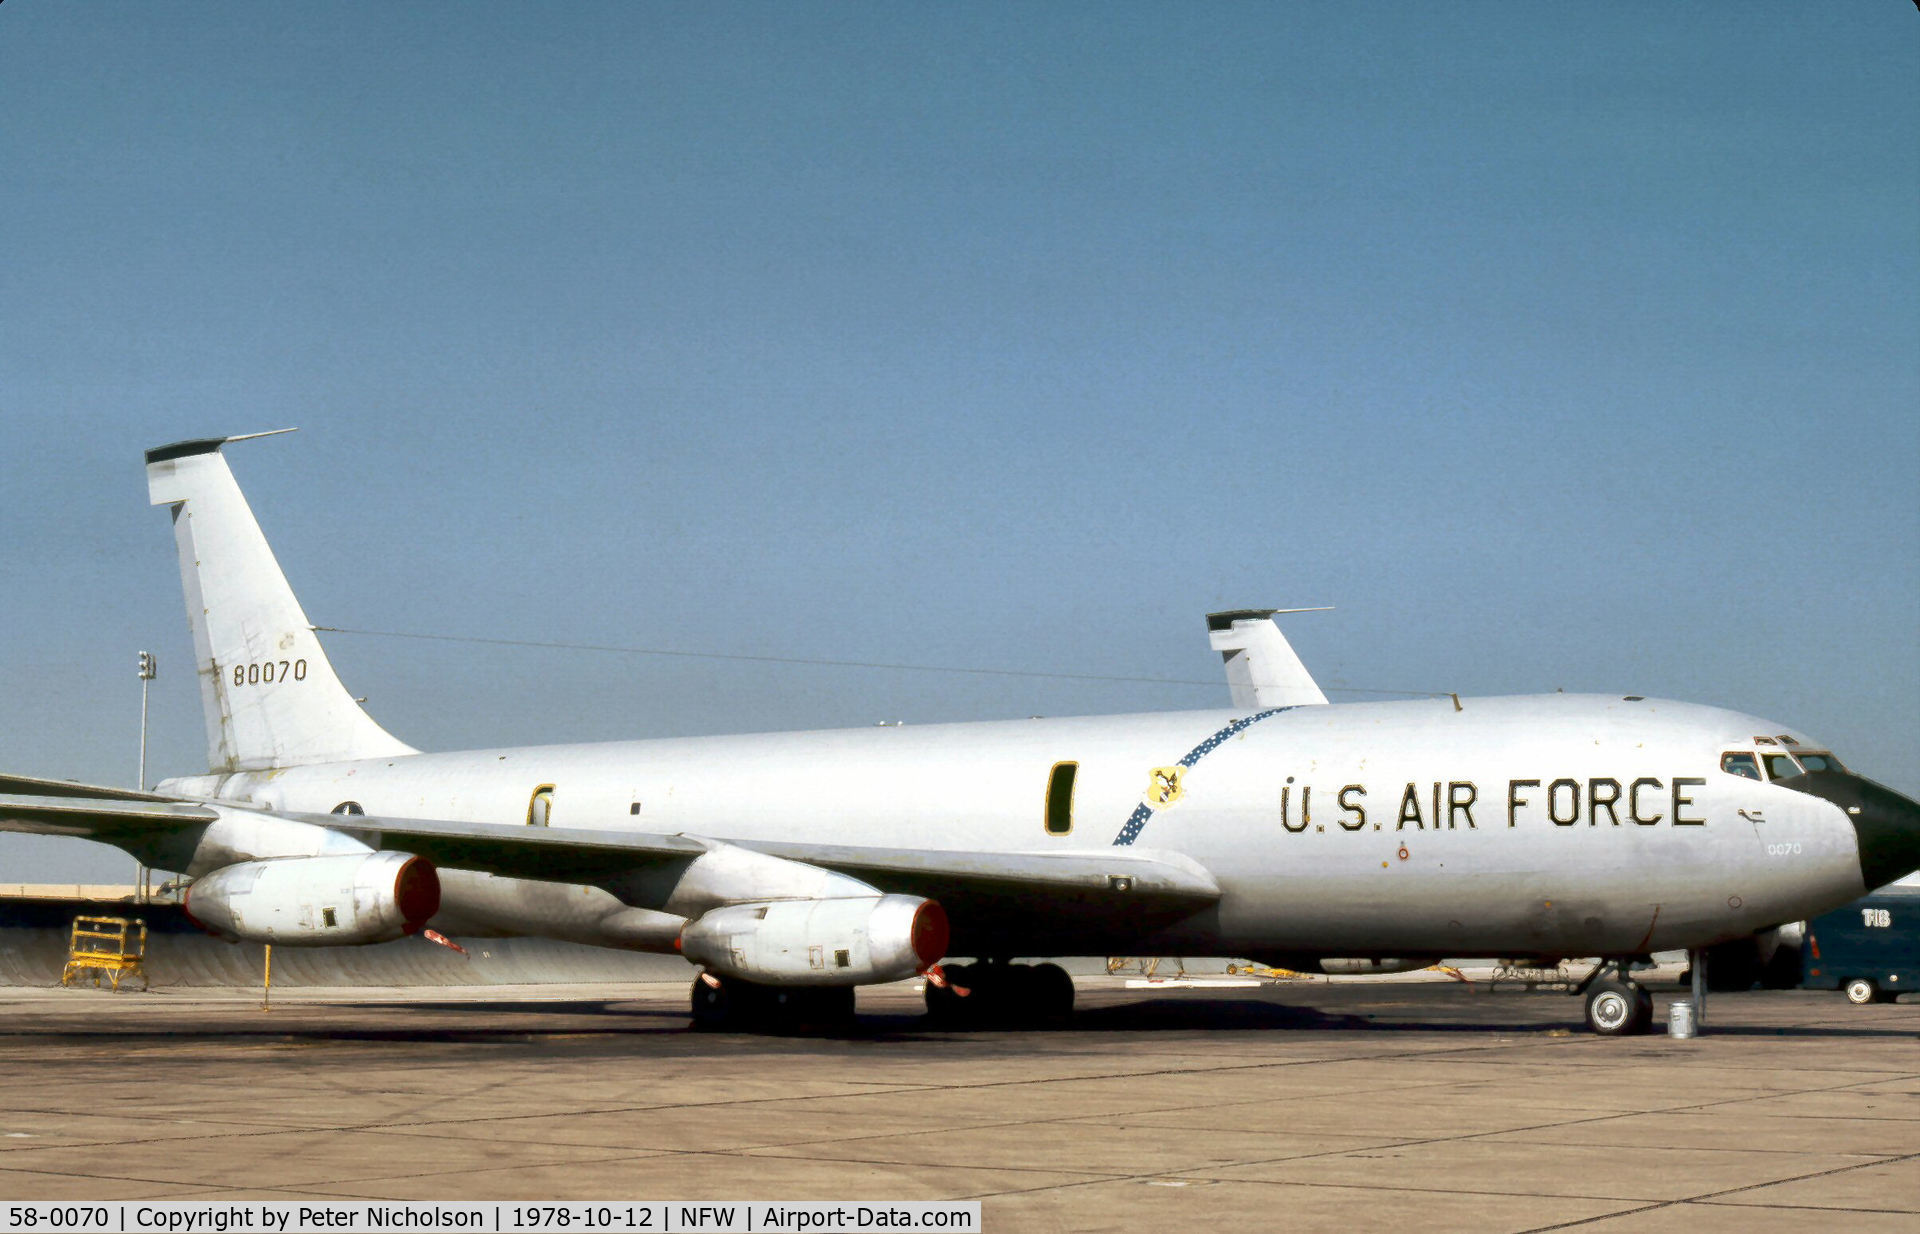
691 974 746 1031
1632 983 1654 1032
1844 978 1879 1005
1585 977 1654 1036
691 975 856 1033
1028 962 1075 1024
925 965 970 1024
923 961 1075 1029
766 984 856 1032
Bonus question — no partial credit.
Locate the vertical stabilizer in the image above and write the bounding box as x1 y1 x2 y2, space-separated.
1207 609 1331 708
145 434 417 772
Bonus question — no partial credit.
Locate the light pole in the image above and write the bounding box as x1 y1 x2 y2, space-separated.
136 650 156 902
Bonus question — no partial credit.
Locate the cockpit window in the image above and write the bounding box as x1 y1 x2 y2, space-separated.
1796 751 1844 773
1763 752 1803 780
1721 752 1762 780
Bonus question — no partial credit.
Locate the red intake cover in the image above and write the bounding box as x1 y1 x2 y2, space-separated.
394 857 442 929
910 899 950 969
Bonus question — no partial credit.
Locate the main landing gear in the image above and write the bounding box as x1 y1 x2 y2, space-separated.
924 959 1075 1028
689 973 855 1034
1575 959 1656 1036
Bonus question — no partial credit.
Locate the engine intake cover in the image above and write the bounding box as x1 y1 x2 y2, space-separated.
680 894 948 987
184 851 439 945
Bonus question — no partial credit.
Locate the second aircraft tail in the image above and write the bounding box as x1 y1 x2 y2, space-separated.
146 433 417 773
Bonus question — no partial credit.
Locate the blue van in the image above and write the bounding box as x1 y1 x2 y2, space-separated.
1803 886 1920 1004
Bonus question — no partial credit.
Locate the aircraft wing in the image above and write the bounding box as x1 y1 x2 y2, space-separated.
0 772 191 804
734 838 1221 952
319 815 1222 945
0 780 1219 942
0 786 706 881
0 790 218 838
315 814 1221 914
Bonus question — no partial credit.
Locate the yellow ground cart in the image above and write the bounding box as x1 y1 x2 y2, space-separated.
60 916 149 991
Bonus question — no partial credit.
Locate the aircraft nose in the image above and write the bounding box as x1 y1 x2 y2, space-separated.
1781 769 1920 890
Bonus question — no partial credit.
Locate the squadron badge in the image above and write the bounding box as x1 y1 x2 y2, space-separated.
1146 765 1185 807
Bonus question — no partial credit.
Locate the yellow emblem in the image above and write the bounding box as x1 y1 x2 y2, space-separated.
1146 765 1185 807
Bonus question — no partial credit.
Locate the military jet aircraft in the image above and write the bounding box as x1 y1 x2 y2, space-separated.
3 433 1914 1035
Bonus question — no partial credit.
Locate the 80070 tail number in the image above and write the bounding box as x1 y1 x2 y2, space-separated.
229 659 307 687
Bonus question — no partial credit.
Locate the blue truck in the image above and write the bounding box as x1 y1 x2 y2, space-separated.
1803 885 1920 1004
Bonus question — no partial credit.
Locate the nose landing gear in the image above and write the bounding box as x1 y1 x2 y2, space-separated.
1575 959 1656 1036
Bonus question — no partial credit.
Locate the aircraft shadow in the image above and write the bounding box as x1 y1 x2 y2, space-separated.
5 992 1909 1045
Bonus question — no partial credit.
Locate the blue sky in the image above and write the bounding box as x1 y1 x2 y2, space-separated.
2 3 1915 880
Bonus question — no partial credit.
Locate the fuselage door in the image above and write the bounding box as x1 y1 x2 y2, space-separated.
527 783 555 827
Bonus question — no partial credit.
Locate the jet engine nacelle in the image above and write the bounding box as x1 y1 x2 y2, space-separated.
679 894 948 986
184 851 440 945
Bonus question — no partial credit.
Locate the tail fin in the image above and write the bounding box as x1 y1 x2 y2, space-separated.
1206 608 1332 708
145 433 417 772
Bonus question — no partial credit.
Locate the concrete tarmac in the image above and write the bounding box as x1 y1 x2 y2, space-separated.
0 976 1915 1233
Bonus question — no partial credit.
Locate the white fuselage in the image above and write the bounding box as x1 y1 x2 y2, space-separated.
159 692 1868 960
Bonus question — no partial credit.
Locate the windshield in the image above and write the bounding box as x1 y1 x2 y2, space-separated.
1795 751 1845 773
1764 752 1804 780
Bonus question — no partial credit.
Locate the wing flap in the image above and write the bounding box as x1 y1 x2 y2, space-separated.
735 839 1222 953
738 839 1220 902
309 813 710 884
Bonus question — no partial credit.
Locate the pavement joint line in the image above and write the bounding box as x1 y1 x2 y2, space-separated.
1690 1198 1920 1214
663 1147 1133 1181
564 1073 1900 1192
954 1168 1659 1217
282 1157 1118 1203
974 1130 1909 1212
4 986 1914 1214
1510 1146 1920 1230
1002 1071 1920 1187
103 1041 1505 1137
366 1091 1455 1158
7 1053 1911 1159
25 1082 1822 1194
0 1143 660 1194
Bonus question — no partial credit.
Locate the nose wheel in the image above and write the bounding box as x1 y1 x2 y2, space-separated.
1576 959 1657 1036
1584 977 1654 1035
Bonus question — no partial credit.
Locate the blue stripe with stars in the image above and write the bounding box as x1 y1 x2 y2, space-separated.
1110 707 1297 846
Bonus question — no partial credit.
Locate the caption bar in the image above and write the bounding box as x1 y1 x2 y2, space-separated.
2 1206 980 1234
